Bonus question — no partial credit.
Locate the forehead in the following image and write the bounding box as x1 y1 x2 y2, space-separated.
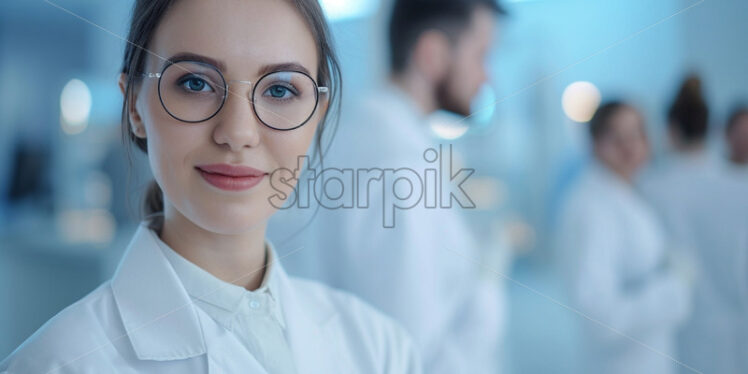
149 0 319 78
608 107 644 135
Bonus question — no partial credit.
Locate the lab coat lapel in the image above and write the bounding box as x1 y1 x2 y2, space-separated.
275 264 337 374
111 223 339 372
110 223 206 360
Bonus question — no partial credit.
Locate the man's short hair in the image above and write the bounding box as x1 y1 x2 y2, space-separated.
388 0 505 74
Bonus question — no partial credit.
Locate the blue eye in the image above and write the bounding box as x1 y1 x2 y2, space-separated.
178 76 213 92
264 84 296 99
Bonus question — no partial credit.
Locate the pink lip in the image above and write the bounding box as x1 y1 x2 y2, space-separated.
195 164 267 191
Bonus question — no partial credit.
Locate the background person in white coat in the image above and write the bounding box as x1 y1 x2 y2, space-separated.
640 78 748 373
270 0 506 372
639 76 719 262
556 101 691 374
0 0 422 373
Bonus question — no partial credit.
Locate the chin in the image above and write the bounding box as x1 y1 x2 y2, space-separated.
458 105 473 117
191 204 272 235
200 218 266 235
446 102 472 117
437 84 473 117
457 94 476 117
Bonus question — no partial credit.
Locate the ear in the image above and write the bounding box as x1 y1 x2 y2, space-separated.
413 30 451 82
119 72 146 139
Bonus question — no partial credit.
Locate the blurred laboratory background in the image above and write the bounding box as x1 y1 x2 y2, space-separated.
1 0 747 373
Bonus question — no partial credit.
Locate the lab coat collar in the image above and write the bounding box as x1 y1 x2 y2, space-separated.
157 235 287 330
110 221 338 369
668 150 716 172
157 233 246 313
373 82 437 141
589 160 633 191
382 82 429 119
111 222 207 361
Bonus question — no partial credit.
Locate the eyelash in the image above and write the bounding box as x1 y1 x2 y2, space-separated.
176 75 215 93
263 82 300 99
172 72 305 102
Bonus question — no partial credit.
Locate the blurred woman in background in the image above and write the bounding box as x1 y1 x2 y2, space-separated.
639 76 716 257
641 77 748 373
557 101 691 374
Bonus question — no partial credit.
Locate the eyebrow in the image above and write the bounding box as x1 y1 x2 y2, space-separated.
165 52 226 72
257 62 312 78
164 52 313 79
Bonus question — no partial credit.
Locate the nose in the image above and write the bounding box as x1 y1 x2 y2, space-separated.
212 87 262 151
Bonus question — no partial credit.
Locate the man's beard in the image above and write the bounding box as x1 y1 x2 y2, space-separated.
435 73 471 117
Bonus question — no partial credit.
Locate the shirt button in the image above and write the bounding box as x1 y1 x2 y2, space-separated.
249 300 261 309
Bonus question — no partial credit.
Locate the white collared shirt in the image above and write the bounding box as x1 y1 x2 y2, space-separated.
156 236 297 374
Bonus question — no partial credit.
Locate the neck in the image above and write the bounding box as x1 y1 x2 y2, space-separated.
611 168 635 185
159 204 268 291
672 139 706 154
390 71 437 115
594 159 635 185
619 173 634 184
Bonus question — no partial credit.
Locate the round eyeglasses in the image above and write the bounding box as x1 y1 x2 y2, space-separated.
141 60 328 131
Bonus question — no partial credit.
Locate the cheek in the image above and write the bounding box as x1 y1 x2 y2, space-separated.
447 62 476 104
600 144 622 164
625 144 648 168
149 128 202 176
739 128 748 146
141 94 208 205
633 137 650 157
264 121 319 174
459 56 485 98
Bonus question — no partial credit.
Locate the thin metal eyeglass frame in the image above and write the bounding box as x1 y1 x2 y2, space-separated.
140 59 329 131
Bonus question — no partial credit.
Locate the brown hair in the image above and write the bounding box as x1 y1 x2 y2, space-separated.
589 100 629 141
120 0 342 224
668 74 709 144
388 0 505 74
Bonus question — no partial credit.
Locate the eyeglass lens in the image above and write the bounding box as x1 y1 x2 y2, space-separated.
158 61 320 129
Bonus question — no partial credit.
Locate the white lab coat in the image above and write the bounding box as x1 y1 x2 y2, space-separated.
556 163 690 374
639 153 748 374
268 85 503 374
0 222 422 374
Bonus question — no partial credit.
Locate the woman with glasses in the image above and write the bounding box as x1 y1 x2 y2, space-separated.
0 0 420 373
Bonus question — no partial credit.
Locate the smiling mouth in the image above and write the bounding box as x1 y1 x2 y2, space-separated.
195 165 267 191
